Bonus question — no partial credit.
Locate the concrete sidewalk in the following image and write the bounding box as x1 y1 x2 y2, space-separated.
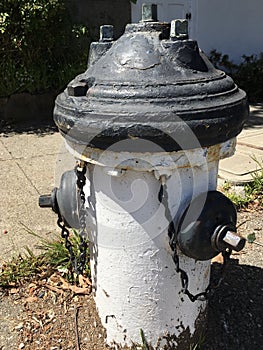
0 104 262 261
0 126 76 261
218 104 263 184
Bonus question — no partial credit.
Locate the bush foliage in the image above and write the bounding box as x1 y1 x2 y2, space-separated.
209 50 263 102
1 1 262 102
0 0 89 97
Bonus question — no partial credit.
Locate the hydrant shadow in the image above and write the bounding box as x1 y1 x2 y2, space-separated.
204 259 263 350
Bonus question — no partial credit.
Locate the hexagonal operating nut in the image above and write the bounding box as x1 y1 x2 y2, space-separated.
141 3 158 22
67 82 88 97
170 19 189 40
100 25 114 42
212 225 246 253
222 231 246 251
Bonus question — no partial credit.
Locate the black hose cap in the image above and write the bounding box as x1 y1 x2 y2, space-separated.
39 188 59 214
177 191 238 260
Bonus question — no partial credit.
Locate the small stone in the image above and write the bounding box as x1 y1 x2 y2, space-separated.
14 322 24 331
38 290 45 298
19 343 25 349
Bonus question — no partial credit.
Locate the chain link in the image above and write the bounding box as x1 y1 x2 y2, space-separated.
75 161 88 275
57 161 88 278
159 181 232 302
57 215 77 275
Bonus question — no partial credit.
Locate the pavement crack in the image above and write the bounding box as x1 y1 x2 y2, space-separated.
15 161 41 195
0 138 13 160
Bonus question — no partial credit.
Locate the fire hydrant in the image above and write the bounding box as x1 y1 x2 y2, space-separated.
39 4 248 349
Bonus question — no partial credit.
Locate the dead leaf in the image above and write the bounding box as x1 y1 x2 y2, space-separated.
79 275 92 288
28 283 38 295
10 288 19 294
58 276 71 289
69 285 91 295
24 296 38 303
45 284 64 295
43 272 91 295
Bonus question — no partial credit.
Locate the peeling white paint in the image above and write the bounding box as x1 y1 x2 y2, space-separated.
65 138 235 172
66 139 235 347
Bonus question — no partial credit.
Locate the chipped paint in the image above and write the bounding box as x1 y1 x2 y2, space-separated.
65 138 236 172
83 159 213 347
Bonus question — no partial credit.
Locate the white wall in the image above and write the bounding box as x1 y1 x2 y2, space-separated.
195 0 263 62
131 0 191 23
131 0 263 63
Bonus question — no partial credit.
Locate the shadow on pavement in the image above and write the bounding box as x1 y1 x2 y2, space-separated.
204 260 263 350
245 104 263 129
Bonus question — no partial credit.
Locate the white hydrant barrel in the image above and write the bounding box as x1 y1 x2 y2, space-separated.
64 138 236 348
48 6 248 349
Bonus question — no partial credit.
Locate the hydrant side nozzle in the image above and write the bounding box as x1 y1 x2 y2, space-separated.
176 191 240 260
38 170 82 229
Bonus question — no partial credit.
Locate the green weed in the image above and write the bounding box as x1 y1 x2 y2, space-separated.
221 157 263 209
244 157 263 201
0 0 90 97
0 228 90 287
0 247 45 286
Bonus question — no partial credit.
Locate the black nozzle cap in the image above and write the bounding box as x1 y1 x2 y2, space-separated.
38 188 59 213
39 194 53 208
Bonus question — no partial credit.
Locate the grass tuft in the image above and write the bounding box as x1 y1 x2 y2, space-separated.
221 157 263 209
0 229 90 287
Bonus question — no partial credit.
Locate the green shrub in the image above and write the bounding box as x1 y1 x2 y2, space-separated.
0 0 89 97
209 50 263 103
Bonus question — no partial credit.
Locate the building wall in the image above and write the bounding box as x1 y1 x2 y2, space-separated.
132 0 263 63
195 0 263 62
131 0 191 23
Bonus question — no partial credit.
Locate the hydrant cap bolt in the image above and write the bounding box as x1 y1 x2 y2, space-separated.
67 82 89 97
223 231 244 249
100 25 114 42
141 3 158 22
212 225 246 252
170 19 189 40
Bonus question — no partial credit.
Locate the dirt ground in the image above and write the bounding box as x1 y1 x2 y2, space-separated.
0 208 262 350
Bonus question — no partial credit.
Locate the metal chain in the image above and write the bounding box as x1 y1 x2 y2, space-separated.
57 215 77 275
57 161 88 277
159 181 232 302
75 161 88 275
